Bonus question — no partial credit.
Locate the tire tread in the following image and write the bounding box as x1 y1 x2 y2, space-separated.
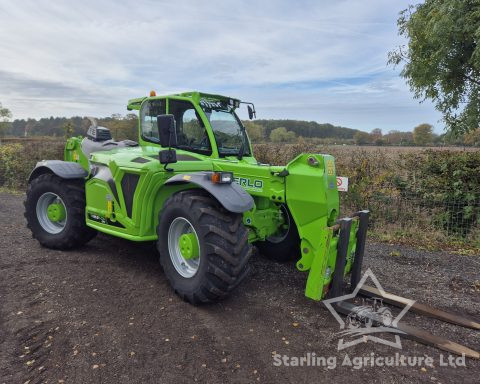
24 173 96 250
158 190 251 305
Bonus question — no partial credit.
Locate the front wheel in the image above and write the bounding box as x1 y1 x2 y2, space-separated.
24 173 97 249
255 205 300 262
157 190 252 305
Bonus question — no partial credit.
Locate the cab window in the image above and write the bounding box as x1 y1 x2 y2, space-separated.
168 99 211 155
141 99 166 143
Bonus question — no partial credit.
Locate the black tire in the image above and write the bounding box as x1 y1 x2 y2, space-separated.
255 205 300 262
24 173 97 249
157 190 252 305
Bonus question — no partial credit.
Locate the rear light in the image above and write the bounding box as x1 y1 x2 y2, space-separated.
211 172 233 184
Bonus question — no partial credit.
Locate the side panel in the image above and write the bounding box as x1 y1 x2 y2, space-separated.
85 164 216 241
212 159 286 201
285 154 341 300
85 164 150 240
285 154 339 228
64 137 90 171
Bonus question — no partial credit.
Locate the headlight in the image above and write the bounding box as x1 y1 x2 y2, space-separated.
211 171 233 184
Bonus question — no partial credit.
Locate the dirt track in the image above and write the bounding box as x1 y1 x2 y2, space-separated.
1 192 479 384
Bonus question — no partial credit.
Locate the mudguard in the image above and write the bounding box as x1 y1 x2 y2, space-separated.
165 172 254 213
28 160 88 182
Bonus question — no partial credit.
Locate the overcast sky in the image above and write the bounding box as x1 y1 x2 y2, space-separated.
0 0 442 133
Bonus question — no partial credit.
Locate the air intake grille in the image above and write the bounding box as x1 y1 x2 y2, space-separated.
121 173 140 218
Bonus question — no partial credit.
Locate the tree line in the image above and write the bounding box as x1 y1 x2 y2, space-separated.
353 124 480 147
245 120 480 147
0 113 359 142
1 102 479 147
0 111 139 141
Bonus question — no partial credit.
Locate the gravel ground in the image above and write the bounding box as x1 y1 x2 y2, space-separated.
0 192 479 384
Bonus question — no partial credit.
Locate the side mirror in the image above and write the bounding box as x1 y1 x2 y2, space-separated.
159 149 177 165
157 114 177 147
247 105 254 120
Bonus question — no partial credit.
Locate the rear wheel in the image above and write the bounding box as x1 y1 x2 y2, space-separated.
255 205 300 262
24 173 97 249
157 190 252 305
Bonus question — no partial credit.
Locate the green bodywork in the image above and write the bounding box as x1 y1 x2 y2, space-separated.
64 91 360 301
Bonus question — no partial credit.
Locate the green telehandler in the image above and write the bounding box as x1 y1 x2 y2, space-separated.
24 91 479 358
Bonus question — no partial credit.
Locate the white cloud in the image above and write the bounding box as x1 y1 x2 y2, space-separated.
0 0 442 132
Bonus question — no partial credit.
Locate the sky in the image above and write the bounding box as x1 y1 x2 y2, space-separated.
0 0 443 133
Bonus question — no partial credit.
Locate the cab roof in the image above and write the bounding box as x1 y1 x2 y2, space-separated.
127 91 240 111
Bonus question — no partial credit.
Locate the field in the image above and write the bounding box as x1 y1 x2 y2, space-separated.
1 193 479 384
1 138 479 250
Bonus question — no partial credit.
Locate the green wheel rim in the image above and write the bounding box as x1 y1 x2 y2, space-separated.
167 217 201 278
36 192 67 234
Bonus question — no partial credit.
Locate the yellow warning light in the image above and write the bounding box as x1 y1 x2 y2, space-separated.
150 90 156 97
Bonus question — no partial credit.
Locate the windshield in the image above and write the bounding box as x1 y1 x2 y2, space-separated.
201 105 250 157
169 99 212 155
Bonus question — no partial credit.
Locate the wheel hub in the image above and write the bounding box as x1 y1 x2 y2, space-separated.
47 203 66 222
179 233 199 260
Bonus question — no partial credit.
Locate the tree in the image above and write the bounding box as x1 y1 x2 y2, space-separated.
370 128 382 138
384 130 413 146
125 113 138 121
442 131 463 146
353 131 371 145
101 115 137 141
270 127 296 143
413 123 433 146
0 102 12 138
464 128 480 147
243 121 265 143
384 130 403 145
370 128 384 145
286 130 296 142
62 121 75 139
389 0 480 135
